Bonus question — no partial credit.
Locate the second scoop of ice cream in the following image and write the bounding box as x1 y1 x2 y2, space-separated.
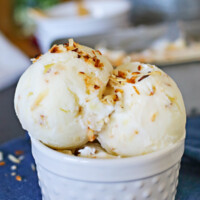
98 62 186 157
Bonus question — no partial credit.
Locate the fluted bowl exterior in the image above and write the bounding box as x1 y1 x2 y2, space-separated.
31 137 184 200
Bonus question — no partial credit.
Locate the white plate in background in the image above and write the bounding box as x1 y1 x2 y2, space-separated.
30 0 131 52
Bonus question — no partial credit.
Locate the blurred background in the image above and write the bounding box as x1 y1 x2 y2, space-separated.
0 0 200 144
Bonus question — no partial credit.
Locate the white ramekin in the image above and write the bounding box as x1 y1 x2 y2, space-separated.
31 137 184 200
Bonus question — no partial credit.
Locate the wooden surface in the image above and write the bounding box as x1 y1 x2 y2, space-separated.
0 0 40 58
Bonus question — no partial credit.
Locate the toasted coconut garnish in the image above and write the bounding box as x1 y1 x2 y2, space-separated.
115 89 124 93
149 86 156 96
133 86 140 95
151 112 158 122
117 71 127 79
138 75 149 82
87 128 96 142
102 94 119 105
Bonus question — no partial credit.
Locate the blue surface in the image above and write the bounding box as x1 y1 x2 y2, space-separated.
0 135 41 200
176 116 200 200
0 116 200 200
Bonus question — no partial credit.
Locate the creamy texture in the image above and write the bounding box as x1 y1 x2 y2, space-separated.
97 62 186 157
15 39 186 156
14 40 114 149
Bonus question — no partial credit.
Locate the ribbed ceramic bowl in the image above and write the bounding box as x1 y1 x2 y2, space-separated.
31 137 184 200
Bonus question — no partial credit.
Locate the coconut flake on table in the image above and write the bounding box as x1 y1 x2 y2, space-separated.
11 165 17 170
31 163 36 171
8 154 20 164
11 172 16 176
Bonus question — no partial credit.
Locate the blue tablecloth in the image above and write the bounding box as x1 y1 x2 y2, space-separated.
0 117 200 200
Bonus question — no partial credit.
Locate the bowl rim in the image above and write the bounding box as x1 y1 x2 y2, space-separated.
31 136 185 166
31 136 185 181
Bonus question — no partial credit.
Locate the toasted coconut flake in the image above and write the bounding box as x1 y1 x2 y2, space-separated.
117 71 126 79
113 94 119 102
133 86 140 95
96 50 102 55
110 75 126 83
138 65 142 71
127 76 136 84
151 112 158 122
68 38 74 47
94 57 100 66
73 41 77 48
98 63 104 68
138 75 149 82
0 161 5 166
11 172 16 176
150 86 156 96
31 163 36 171
16 175 22 182
32 53 42 63
82 74 102 94
8 154 20 164
33 54 42 62
64 42 69 47
72 48 78 52
83 55 90 61
78 50 83 55
66 46 75 51
131 72 140 76
87 128 96 142
93 57 104 69
15 150 24 156
50 45 62 53
115 89 124 93
94 85 100 90
76 50 104 69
